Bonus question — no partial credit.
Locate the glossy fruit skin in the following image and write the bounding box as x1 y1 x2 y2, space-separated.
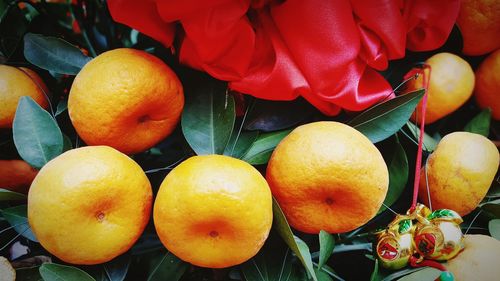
153 155 273 268
68 48 184 155
475 49 500 120
418 132 499 216
446 235 500 281
0 160 38 194
408 53 475 124
456 0 500 56
28 146 152 265
0 65 48 128
266 121 389 234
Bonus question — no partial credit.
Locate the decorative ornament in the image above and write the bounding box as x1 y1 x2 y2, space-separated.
373 65 465 281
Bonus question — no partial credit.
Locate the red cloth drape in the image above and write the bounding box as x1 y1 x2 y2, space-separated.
107 0 460 115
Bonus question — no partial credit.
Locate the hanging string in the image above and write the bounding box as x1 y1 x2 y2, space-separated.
403 64 431 211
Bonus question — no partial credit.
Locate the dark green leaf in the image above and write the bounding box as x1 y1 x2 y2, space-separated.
146 252 188 281
349 90 425 143
489 219 500 241
272 198 318 281
315 268 333 281
486 181 500 199
16 266 42 281
181 81 235 155
55 99 67 116
378 140 408 214
405 122 438 152
241 247 293 281
24 33 91 75
103 255 130 281
62 134 72 152
395 267 440 281
370 259 380 281
224 130 259 158
0 4 29 58
39 263 95 281
130 234 163 255
241 129 291 165
480 199 500 218
464 108 491 137
318 230 335 269
1 205 37 242
0 188 26 201
13 96 63 169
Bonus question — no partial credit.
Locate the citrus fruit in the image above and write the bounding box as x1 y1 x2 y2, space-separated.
456 0 500 55
0 65 48 128
153 155 272 268
418 132 499 216
0 256 15 281
266 121 389 234
446 235 500 281
68 48 184 155
28 146 152 265
474 49 500 120
407 52 475 124
0 160 38 194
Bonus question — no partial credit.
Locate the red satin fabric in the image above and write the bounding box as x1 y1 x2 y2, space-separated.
108 0 459 115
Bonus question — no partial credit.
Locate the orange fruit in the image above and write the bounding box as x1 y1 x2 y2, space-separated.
68 48 184 155
0 65 48 128
0 160 38 194
153 155 272 268
456 0 500 56
28 146 152 265
408 53 475 124
418 132 499 216
474 49 500 119
446 235 500 281
266 121 389 234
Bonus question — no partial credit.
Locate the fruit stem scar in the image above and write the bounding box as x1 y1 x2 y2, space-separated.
138 115 150 123
209 231 219 238
325 198 334 205
96 212 105 221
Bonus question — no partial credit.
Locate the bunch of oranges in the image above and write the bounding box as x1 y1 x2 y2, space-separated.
0 0 498 273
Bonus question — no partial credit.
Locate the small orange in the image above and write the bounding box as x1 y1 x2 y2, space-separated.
68 48 184 155
408 53 475 124
474 49 500 119
153 155 272 268
0 65 48 128
456 0 500 56
418 132 499 216
28 146 152 265
0 160 38 194
266 121 389 234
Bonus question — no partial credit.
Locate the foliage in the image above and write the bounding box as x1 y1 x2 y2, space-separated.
0 1 498 280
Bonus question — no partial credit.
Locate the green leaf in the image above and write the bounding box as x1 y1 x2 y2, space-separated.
349 89 425 143
103 255 130 281
486 181 500 199
24 33 91 75
0 188 26 201
181 81 235 155
464 108 491 137
318 230 335 269
16 266 42 281
1 205 37 242
39 263 95 281
315 268 333 281
272 198 318 281
55 99 67 116
405 122 438 152
240 247 293 281
480 199 500 218
378 140 408 214
395 267 441 281
13 96 63 169
489 219 500 241
241 129 291 165
370 259 380 281
62 134 72 152
146 251 188 281
223 130 259 158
